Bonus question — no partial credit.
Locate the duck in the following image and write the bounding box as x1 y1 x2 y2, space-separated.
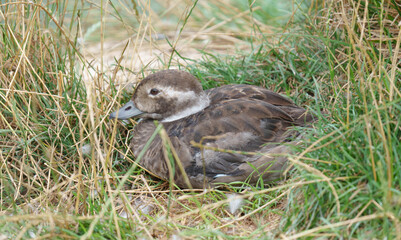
110 69 314 189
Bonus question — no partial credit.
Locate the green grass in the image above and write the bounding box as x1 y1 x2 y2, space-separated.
1 0 400 239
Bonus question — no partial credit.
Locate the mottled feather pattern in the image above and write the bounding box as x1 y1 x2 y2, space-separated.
206 84 295 106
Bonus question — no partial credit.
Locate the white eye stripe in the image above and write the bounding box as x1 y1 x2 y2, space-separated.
157 86 196 101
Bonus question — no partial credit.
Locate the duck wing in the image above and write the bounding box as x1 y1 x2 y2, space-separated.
164 96 310 188
207 84 314 125
205 84 295 106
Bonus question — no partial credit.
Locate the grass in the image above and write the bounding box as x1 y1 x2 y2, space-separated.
1 0 400 239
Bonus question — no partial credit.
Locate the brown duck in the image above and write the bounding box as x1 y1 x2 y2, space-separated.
110 70 314 188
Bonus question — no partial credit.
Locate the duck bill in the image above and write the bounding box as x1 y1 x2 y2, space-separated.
109 100 144 120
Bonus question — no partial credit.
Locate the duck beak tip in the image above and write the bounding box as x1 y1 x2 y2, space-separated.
109 100 143 120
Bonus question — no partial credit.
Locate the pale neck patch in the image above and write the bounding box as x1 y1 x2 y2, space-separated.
162 93 210 122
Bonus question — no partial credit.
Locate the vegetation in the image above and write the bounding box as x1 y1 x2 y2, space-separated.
0 0 400 239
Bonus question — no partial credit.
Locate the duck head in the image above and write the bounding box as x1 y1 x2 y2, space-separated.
109 70 210 122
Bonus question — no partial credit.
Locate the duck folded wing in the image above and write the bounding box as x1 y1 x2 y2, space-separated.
183 98 304 144
163 98 309 188
206 84 296 106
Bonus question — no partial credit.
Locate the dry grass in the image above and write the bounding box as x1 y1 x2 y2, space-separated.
1 0 400 239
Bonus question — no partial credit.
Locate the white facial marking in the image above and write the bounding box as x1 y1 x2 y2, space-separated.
161 87 210 122
156 86 195 100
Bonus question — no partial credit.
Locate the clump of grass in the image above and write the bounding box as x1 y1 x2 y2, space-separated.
0 1 86 206
278 0 401 238
1 0 400 239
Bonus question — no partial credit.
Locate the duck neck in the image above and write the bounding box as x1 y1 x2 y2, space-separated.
162 93 210 122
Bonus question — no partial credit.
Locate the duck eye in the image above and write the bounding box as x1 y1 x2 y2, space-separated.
149 88 160 95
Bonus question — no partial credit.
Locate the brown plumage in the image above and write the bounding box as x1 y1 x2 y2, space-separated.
110 70 314 188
